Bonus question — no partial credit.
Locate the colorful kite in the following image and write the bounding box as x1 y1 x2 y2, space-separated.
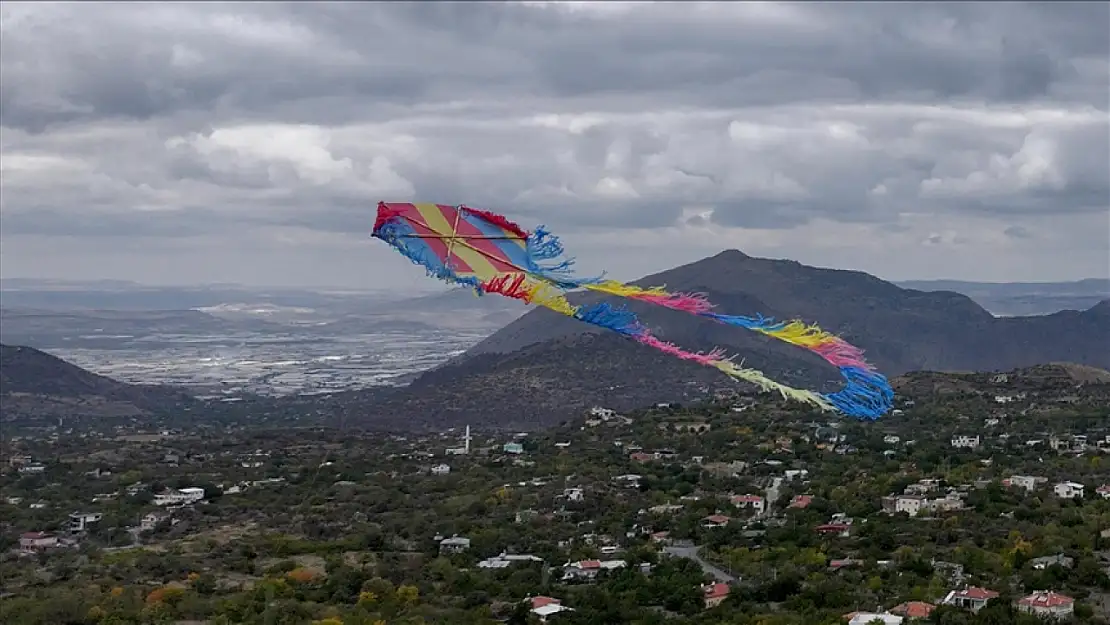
372 202 894 420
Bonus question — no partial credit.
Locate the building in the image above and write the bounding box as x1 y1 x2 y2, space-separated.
69 512 103 533
1003 475 1043 492
703 583 730 608
530 596 572 622
153 487 205 506
1031 554 1074 570
478 553 542 569
848 614 902 625
1053 481 1084 499
895 496 925 517
562 487 584 502
430 464 451 475
701 514 730 528
950 435 980 449
438 536 470 554
1016 591 1074 619
731 494 765 514
1097 484 1110 499
140 511 170 531
888 601 935 620
503 442 524 454
788 495 813 509
561 559 626 582
942 587 999 613
19 531 59 553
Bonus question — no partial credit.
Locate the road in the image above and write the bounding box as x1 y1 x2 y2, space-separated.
765 477 783 515
663 544 737 583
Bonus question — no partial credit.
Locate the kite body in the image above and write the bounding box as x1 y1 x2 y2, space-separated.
372 202 894 420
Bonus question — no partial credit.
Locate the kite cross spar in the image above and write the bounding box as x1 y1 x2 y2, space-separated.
371 202 894 420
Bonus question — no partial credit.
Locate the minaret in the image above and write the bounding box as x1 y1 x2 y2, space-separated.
464 425 471 454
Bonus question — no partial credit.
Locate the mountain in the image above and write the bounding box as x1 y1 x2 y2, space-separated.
897 278 1109 316
0 344 194 421
350 250 1110 430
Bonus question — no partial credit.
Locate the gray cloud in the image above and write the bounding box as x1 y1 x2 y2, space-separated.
1 1 1107 287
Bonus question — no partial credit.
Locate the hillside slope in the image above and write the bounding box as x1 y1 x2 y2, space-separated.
354 250 1110 430
0 344 194 420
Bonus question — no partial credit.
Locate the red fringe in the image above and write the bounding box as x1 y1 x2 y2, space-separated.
482 273 533 302
460 206 530 239
373 202 408 233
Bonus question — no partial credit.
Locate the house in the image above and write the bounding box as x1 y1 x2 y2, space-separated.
1031 554 1074 570
430 464 451 475
703 583 730 608
894 496 925 517
950 435 980 449
815 522 851 537
18 463 46 474
884 435 901 444
1003 475 1043 492
788 495 813 509
1053 481 1084 499
530 596 572 621
731 494 765 514
563 487 584 502
68 512 103 533
1096 484 1110 499
19 531 59 553
478 553 542 568
847 614 902 625
701 514 730 528
140 511 170 532
561 559 626 582
152 487 205 506
888 601 935 620
783 469 809 481
438 536 470 554
1016 591 1074 619
503 442 524 454
942 587 999 613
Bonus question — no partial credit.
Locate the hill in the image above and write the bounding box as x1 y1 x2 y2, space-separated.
0 344 194 421
351 250 1110 430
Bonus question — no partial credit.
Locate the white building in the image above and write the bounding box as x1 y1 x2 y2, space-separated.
563 487 584 502
1004 475 1042 492
848 614 903 625
20 532 59 553
1016 591 1074 619
895 496 925 517
153 487 205 506
69 512 103 533
140 511 170 531
731 494 765 514
951 435 980 449
431 464 451 475
1053 482 1084 499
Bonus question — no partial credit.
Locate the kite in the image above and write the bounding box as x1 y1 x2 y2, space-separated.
371 202 894 420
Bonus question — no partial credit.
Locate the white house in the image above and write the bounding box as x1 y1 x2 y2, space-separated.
140 511 170 531
1096 485 1110 499
153 487 205 506
951 435 980 449
1016 591 1074 619
895 496 925 517
1003 475 1042 492
1053 482 1084 499
563 487 584 502
883 435 901 444
430 464 451 475
439 536 471 553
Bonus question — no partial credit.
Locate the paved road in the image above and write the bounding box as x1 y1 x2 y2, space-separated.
663 544 737 583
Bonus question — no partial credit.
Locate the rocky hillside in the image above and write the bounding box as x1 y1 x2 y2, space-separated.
351 250 1110 430
0 344 194 421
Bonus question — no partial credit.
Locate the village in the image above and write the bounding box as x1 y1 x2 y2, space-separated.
1 372 1109 624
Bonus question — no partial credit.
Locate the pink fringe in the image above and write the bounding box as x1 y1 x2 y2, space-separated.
631 292 715 315
811 339 873 370
636 334 723 367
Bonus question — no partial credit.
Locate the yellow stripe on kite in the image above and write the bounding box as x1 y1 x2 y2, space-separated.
413 203 502 282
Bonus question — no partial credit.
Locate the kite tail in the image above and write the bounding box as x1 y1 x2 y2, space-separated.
584 280 716 315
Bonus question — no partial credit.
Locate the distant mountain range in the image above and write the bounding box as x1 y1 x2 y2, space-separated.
348 250 1109 430
896 278 1109 317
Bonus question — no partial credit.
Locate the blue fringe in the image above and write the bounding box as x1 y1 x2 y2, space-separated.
822 367 894 421
524 226 605 288
373 219 481 290
704 312 787 333
574 302 645 337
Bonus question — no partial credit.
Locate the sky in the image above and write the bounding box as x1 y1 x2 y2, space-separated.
1 1 1108 289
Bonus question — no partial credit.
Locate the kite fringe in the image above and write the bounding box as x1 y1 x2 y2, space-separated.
372 201 895 420
460 206 530 239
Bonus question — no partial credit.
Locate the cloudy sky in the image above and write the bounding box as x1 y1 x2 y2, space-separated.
1 1 1107 289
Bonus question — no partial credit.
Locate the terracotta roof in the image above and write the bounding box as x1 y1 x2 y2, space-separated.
1018 591 1074 608
788 495 813 508
890 601 935 618
704 514 730 524
954 587 1000 601
20 531 51 539
704 583 730 600
531 596 560 609
732 494 763 503
578 560 601 569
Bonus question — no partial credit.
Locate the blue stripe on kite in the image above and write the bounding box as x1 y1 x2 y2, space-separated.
460 211 533 269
